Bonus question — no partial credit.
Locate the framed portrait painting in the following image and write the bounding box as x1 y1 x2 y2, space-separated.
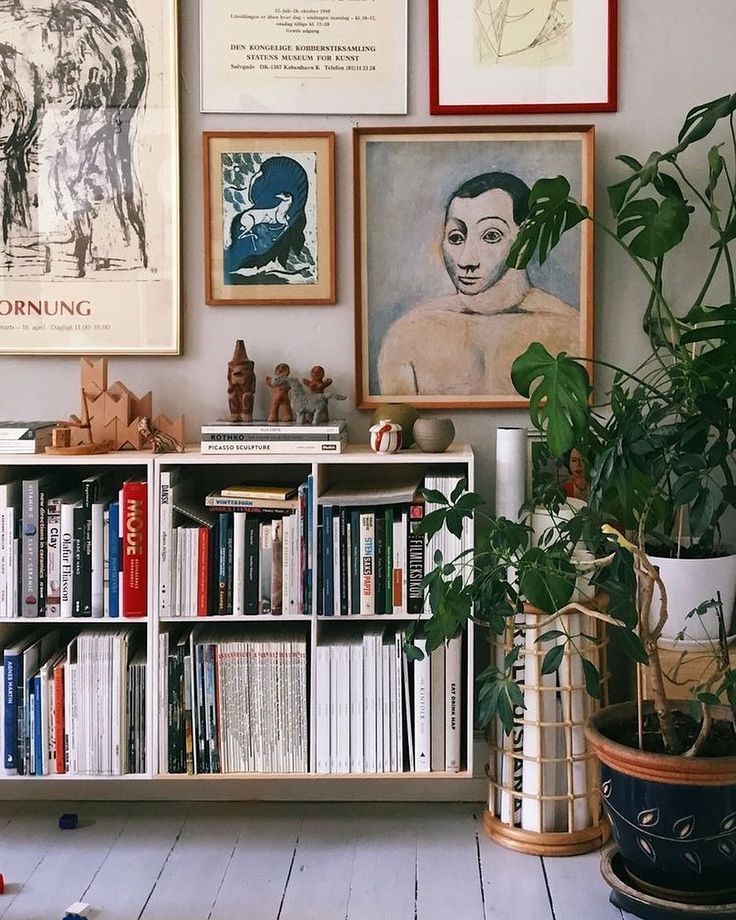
0 0 179 355
204 132 336 306
354 125 594 409
429 0 617 114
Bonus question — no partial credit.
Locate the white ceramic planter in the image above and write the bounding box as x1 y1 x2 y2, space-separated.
649 552 736 644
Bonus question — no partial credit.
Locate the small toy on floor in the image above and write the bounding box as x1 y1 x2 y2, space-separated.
62 901 90 920
58 813 78 830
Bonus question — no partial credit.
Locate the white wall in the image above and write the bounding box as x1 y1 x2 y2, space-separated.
0 0 733 502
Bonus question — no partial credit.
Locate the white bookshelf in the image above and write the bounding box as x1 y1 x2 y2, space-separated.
0 446 483 800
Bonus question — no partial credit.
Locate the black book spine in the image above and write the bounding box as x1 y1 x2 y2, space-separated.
338 508 348 616
37 485 48 616
167 649 180 773
244 518 260 615
217 514 229 616
72 505 89 616
350 509 361 615
225 518 234 616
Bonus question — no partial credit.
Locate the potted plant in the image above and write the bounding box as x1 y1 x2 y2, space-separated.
414 92 736 911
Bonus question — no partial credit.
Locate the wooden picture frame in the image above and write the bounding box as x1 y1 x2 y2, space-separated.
0 0 179 355
429 0 617 115
354 125 594 410
203 132 336 306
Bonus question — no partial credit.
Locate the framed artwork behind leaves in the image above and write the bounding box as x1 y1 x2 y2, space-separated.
203 133 336 306
353 125 594 409
0 0 179 355
429 0 617 114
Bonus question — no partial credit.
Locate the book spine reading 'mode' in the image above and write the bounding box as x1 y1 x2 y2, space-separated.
121 480 147 617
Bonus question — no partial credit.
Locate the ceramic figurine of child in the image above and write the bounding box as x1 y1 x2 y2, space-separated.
265 363 293 422
302 365 333 395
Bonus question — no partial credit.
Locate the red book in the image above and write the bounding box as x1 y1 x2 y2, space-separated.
197 526 210 617
53 659 65 775
121 479 147 617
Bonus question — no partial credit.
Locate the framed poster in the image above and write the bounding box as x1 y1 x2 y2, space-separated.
0 0 179 355
429 0 617 114
200 0 407 114
204 132 335 306
354 126 594 409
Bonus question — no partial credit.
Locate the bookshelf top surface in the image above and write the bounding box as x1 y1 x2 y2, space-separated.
0 450 153 466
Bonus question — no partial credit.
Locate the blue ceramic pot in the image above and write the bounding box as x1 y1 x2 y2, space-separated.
586 702 736 902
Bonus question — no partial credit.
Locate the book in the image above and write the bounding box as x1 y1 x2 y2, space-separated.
21 473 66 617
59 491 81 618
359 512 375 615
445 635 462 772
407 495 426 616
108 501 120 618
204 492 299 512
318 475 423 508
414 638 431 773
4 631 41 772
201 430 345 443
121 479 147 618
201 420 346 435
0 421 56 439
0 429 53 453
0 480 21 617
430 645 446 773
244 518 260 616
200 438 346 455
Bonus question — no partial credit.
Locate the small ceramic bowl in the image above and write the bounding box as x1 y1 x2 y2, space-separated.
413 418 455 453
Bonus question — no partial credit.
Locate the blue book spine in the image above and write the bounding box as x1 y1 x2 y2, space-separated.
3 653 18 772
33 674 42 776
322 505 334 616
108 502 120 618
306 475 314 613
217 514 229 615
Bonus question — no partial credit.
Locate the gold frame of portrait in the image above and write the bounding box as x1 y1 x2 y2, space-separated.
353 124 595 409
203 131 336 306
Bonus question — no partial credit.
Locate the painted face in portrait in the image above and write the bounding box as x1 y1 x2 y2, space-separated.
441 188 520 296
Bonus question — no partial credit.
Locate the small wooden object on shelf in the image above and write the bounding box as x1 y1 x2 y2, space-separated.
46 388 112 455
227 339 256 422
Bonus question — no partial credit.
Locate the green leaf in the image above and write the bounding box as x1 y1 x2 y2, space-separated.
697 691 721 706
612 626 649 665
689 488 716 538
415 508 447 540
507 176 588 268
511 343 591 456
541 644 564 675
617 154 643 172
450 478 468 503
677 94 736 149
706 144 725 201
582 659 601 699
616 196 691 260
672 472 701 506
445 510 464 540
537 629 564 643
518 548 576 613
403 642 424 662
421 488 448 505
455 493 485 512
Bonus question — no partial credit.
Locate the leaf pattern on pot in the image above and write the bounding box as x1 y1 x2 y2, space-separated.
684 851 702 874
721 813 736 833
601 780 612 799
637 837 656 862
637 808 660 828
718 839 736 860
672 815 695 839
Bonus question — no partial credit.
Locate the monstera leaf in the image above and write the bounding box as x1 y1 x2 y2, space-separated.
616 196 691 260
511 343 591 456
507 177 588 269
677 94 736 150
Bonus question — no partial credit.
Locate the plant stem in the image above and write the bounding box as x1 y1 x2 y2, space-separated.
568 356 668 398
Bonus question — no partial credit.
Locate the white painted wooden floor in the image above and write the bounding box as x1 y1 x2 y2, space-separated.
0 802 634 920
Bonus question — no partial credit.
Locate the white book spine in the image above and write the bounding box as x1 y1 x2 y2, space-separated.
363 633 377 773
0 509 8 616
329 644 338 773
349 641 364 773
337 641 350 774
45 499 62 617
315 645 330 774
414 638 431 773
359 513 375 615
445 636 462 772
374 633 383 771
102 510 110 618
232 512 246 617
91 501 105 617
159 473 173 616
394 632 404 772
200 439 345 454
382 639 392 772
59 503 75 618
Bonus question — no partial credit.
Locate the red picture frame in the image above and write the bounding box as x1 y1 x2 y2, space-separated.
429 0 617 115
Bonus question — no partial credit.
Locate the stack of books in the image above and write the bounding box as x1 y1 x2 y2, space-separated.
0 421 55 454
200 420 348 454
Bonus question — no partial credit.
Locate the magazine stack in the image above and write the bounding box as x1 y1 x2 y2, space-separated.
0 421 55 454
199 420 348 455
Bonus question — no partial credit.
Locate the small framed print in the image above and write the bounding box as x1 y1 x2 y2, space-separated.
354 125 594 409
429 0 617 115
203 132 336 306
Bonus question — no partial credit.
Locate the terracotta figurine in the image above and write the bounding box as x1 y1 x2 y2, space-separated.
302 365 332 395
265 363 294 422
227 339 256 422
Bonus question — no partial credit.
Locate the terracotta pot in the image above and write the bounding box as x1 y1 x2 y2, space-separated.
413 417 455 453
586 701 736 903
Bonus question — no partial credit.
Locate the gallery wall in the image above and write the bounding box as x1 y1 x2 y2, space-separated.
0 0 733 502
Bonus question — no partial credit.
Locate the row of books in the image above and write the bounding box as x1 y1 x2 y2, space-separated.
159 627 308 774
315 632 462 774
199 420 348 455
0 421 56 454
159 477 311 617
0 472 148 619
2 628 145 776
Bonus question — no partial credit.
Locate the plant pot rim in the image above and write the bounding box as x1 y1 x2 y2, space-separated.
647 546 736 562
585 701 736 786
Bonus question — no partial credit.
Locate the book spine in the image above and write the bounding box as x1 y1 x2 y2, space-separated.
3 652 19 772
33 674 42 776
122 481 147 617
201 430 344 442
201 423 345 435
244 518 260 615
359 512 375 615
217 513 229 616
0 509 7 615
21 480 39 618
445 635 462 772
414 638 431 773
197 527 209 617
321 506 333 616
407 499 425 615
232 512 246 617
225 517 234 616
59 503 75 618
108 502 119 618
271 518 283 616
338 509 348 616
306 475 314 614
384 508 394 615
53 660 65 774
91 501 106 617
350 510 361 615
37 484 50 616
159 473 173 616
72 505 87 617
375 512 386 616
259 522 273 614
430 645 446 773
103 509 110 617
45 498 62 617
199 439 345 454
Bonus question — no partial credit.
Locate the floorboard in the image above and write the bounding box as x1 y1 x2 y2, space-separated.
543 850 624 920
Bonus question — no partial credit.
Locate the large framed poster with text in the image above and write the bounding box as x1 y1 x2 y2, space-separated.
200 0 407 114
0 0 180 355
